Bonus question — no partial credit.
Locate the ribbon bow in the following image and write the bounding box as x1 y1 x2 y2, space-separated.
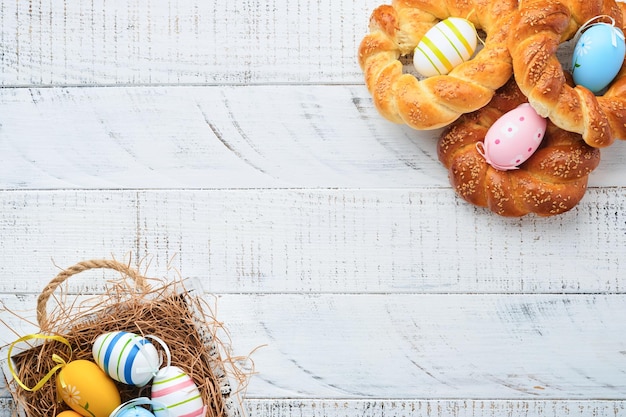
574 15 625 48
7 334 72 392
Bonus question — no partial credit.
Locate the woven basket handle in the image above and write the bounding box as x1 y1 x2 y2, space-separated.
37 259 149 329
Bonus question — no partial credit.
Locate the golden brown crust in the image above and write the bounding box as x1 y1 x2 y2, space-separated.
358 0 519 130
508 0 626 147
438 79 601 217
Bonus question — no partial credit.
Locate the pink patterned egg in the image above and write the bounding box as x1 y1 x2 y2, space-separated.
477 103 547 171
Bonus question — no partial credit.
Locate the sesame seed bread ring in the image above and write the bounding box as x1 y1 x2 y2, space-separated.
508 0 626 148
438 78 600 217
358 0 519 130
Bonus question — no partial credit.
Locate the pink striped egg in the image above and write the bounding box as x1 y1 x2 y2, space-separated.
92 331 160 387
151 366 205 417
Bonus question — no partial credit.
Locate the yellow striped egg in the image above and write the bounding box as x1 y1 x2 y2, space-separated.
151 366 205 417
92 331 161 387
413 17 478 77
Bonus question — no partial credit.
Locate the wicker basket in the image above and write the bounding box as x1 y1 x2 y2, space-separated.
2 259 243 417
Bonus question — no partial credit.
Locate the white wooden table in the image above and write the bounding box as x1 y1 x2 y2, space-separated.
1 1 626 416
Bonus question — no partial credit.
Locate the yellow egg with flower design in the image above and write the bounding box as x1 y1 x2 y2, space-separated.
57 411 84 417
56 360 121 417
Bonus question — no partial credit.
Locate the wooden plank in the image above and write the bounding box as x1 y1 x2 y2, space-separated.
242 400 626 417
0 188 625 295
1 85 625 189
2 399 626 417
0 85 444 189
5 0 626 416
217 294 626 399
0 0 380 86
2 293 626 399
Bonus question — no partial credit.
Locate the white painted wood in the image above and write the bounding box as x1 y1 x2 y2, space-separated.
1 86 626 189
2 0 626 415
218 294 626 399
0 0 380 86
0 189 625 295
0 85 446 189
3 293 626 399
242 400 626 417
3 399 626 417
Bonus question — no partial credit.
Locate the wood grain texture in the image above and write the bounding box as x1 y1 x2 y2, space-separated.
0 0 380 86
3 399 626 417
0 86 445 189
3 293 626 400
1 86 626 189
2 0 626 415
218 294 626 399
242 400 626 417
0 189 625 295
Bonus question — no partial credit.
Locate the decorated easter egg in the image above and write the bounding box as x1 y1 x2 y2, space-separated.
93 331 160 386
477 103 547 171
56 411 84 417
413 17 477 77
113 408 155 417
151 366 205 417
56 359 121 417
110 398 158 417
572 22 625 93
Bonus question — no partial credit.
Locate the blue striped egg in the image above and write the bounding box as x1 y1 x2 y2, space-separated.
413 17 478 77
92 331 160 387
151 366 205 417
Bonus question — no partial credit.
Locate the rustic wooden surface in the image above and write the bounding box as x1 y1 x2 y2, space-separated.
1 0 626 416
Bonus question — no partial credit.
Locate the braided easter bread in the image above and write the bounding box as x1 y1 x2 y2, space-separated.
358 0 519 130
508 0 626 148
438 78 600 217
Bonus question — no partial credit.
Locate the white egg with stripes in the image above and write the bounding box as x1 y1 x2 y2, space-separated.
413 17 478 77
92 331 161 387
151 365 205 417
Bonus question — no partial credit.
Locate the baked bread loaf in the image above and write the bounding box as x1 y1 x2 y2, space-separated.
438 79 601 217
358 0 519 130
508 0 626 147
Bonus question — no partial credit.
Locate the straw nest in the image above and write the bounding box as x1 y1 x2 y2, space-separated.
4 259 250 417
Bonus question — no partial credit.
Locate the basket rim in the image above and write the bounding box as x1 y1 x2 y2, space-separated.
2 262 245 417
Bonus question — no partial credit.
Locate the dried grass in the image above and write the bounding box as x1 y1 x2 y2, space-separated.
5 259 249 417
